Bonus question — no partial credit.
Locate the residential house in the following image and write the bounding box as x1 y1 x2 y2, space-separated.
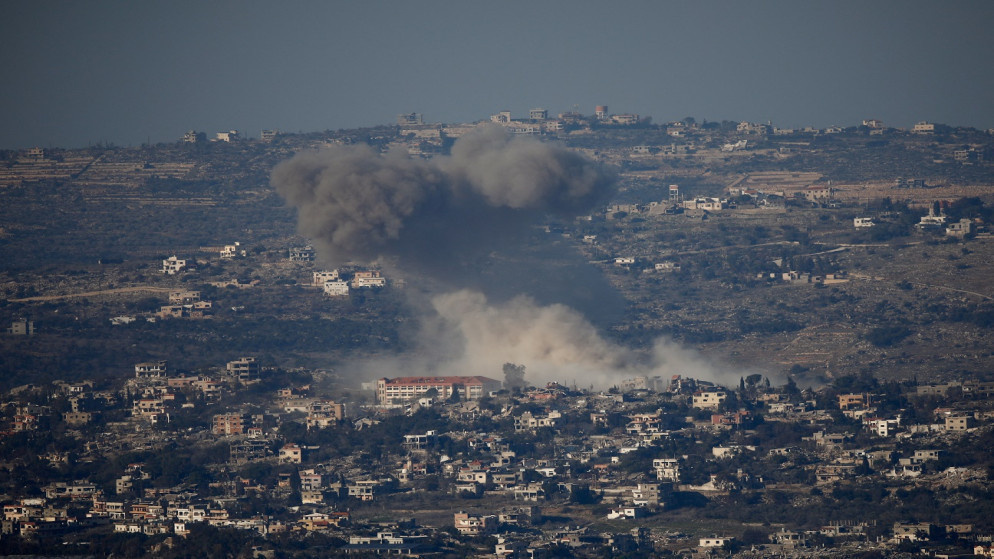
625 413 663 436
305 400 346 429
945 414 975 431
607 506 648 519
514 483 544 502
44 482 99 500
737 121 769 134
347 480 381 501
683 197 727 211
866 417 901 437
699 537 734 549
6 320 35 335
350 270 386 288
838 393 871 410
312 270 340 286
162 256 188 275
653 458 680 482
892 522 936 542
168 290 200 304
299 471 322 492
226 357 260 382
497 506 541 527
631 483 663 506
712 410 752 428
515 410 561 431
213 414 248 436
692 390 727 409
947 218 974 238
135 361 167 378
323 280 349 297
219 243 242 258
454 511 496 535
345 531 430 555
288 246 314 261
402 431 437 451
278 444 302 464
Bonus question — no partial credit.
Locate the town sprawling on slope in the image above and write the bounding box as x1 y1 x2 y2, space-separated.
2 109 994 557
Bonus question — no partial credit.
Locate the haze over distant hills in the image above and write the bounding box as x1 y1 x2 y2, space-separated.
2 1 994 150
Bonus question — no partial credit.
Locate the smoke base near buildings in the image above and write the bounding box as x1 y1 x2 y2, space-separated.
272 126 754 388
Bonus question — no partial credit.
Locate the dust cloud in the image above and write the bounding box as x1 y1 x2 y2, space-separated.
273 125 747 389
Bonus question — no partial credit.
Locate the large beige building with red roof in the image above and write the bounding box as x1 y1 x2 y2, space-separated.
376 376 502 405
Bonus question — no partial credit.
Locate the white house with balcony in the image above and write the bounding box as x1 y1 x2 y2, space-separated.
162 256 187 275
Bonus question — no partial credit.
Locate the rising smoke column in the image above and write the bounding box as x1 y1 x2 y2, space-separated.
347 289 746 389
431 290 744 387
431 290 633 381
271 125 616 268
272 126 752 388
271 144 449 265
441 124 611 215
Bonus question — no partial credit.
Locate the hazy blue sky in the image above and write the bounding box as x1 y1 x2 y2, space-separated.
3 0 993 149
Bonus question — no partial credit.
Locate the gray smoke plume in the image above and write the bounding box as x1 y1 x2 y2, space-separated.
272 125 615 267
272 144 448 264
348 289 755 389
272 125 621 318
273 125 759 389
441 124 610 214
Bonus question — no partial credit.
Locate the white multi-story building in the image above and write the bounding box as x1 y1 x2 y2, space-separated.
653 458 680 482
736 121 770 134
220 243 242 258
135 361 167 378
611 113 640 125
162 256 187 275
490 111 512 124
454 511 496 535
351 271 386 288
683 197 727 211
313 270 340 286
376 376 502 405
279 444 302 464
514 410 561 431
692 390 728 409
168 290 200 304
323 281 349 297
347 480 378 501
289 246 315 261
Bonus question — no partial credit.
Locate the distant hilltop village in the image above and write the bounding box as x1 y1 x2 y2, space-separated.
8 104 982 155
170 105 664 147
6 103 991 196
